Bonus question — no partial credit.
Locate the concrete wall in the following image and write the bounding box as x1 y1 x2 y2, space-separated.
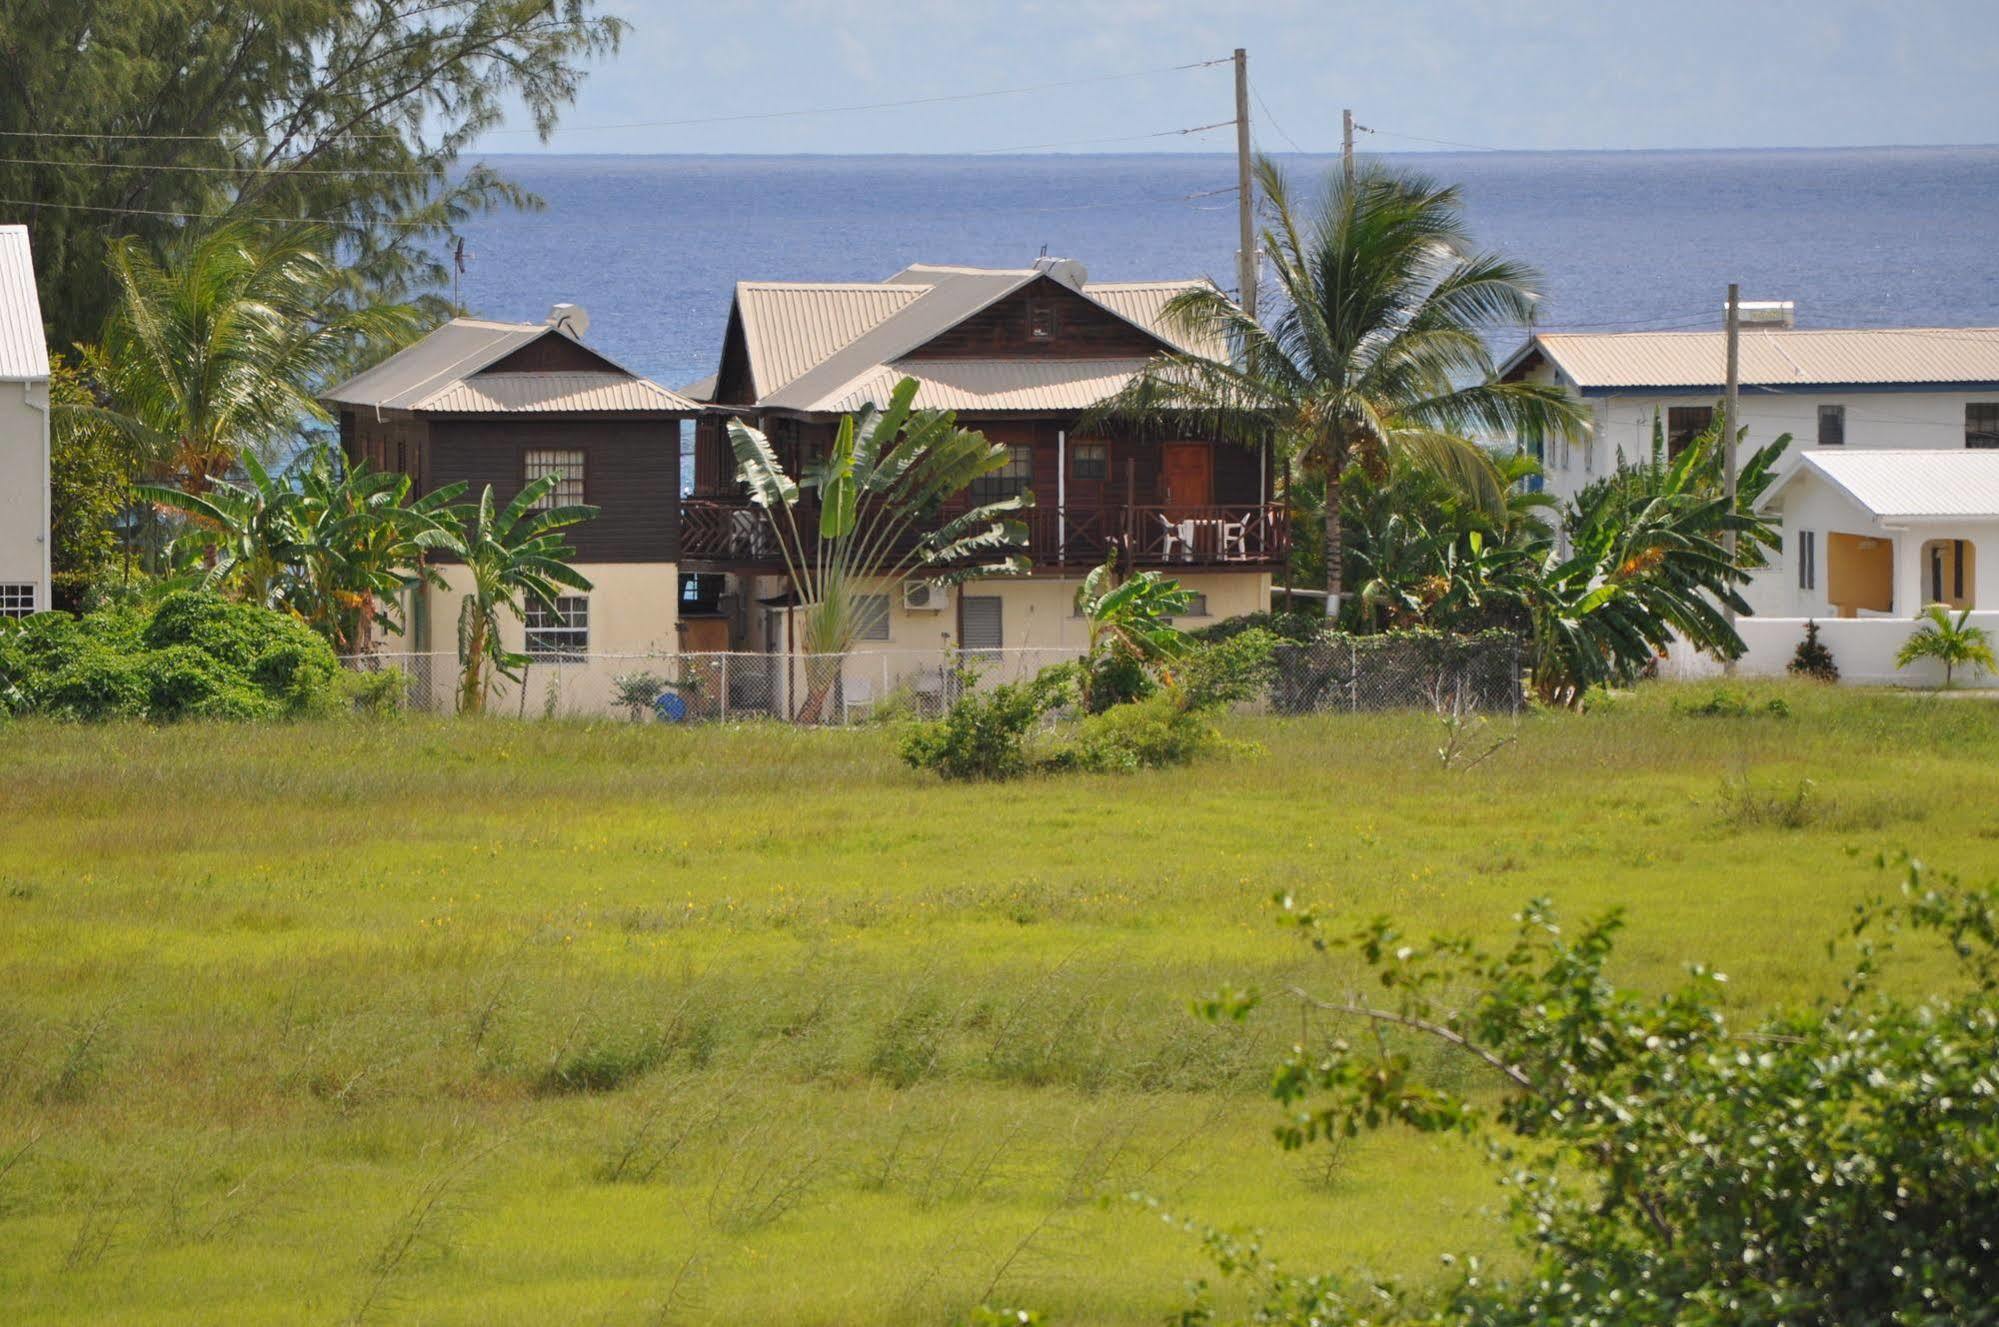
1662 613 1999 686
0 378 50 612
412 560 678 710
1536 384 1999 503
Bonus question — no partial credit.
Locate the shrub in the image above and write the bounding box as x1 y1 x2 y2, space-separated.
1048 689 1227 774
897 670 1065 781
1788 618 1839 682
1674 685 1788 719
1172 628 1279 711
336 666 411 716
1190 610 1327 645
0 591 341 722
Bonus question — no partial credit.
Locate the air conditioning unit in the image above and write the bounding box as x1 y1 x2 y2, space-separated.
903 579 948 612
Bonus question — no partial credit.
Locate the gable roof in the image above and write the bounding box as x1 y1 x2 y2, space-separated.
322 318 695 415
1506 327 1999 393
727 262 1225 413
0 225 48 380
1763 450 1999 521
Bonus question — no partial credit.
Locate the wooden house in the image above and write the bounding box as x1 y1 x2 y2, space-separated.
681 257 1284 658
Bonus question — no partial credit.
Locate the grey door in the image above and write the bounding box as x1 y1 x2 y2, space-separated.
960 595 1003 652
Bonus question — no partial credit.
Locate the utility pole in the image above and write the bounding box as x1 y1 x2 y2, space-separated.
1233 48 1256 320
1722 282 1741 671
1342 108 1355 186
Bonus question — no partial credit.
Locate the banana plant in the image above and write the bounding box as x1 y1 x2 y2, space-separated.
1072 553 1193 712
727 376 1031 722
132 452 301 605
448 477 598 716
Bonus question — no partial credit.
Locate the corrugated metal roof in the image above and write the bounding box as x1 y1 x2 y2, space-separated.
0 225 48 380
808 358 1157 414
1768 450 1999 519
1521 327 1999 391
737 263 1221 414
417 372 694 414
737 283 925 396
322 317 693 414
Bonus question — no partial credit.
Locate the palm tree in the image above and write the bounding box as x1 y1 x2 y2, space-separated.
1088 157 1588 615
288 451 465 653
78 222 417 492
1896 605 1996 689
450 478 598 716
1072 553 1192 711
728 376 1031 721
132 453 299 605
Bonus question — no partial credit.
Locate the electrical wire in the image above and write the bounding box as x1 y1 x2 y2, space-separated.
970 119 1236 156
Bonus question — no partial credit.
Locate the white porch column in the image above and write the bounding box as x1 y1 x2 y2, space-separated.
1891 528 1924 616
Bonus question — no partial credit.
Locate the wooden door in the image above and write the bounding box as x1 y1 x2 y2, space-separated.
1161 444 1211 512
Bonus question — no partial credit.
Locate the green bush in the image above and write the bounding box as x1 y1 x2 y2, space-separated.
897 671 1065 781
1173 628 1279 710
1190 610 1327 645
1048 689 1229 774
1674 684 1790 719
335 666 411 715
0 591 342 722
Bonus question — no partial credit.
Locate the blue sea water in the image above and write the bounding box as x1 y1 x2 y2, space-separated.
453 147 1999 392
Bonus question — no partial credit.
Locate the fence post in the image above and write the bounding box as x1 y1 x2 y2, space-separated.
1349 638 1358 713
720 653 730 722
882 654 890 710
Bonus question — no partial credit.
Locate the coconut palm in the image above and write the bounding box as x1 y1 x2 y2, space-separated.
1896 605 1996 689
451 477 598 715
78 222 417 492
727 376 1031 722
1088 156 1589 614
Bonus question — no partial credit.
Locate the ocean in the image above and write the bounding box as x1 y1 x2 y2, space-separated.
453 147 1999 393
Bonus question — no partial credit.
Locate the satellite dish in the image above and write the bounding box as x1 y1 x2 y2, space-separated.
546 303 590 339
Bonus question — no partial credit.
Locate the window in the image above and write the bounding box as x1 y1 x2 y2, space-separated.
960 595 1003 651
1968 403 1999 449
1028 303 1056 340
854 593 890 641
0 583 33 618
1818 404 1845 447
524 595 589 660
1071 441 1107 481
1797 531 1816 591
1667 406 1714 458
524 448 585 507
1172 593 1210 619
969 444 1032 504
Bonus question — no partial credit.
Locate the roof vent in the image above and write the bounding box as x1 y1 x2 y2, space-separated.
1736 300 1795 328
1032 256 1088 290
546 303 590 339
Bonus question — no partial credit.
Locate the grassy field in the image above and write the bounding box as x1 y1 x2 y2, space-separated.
2 680 1995 1324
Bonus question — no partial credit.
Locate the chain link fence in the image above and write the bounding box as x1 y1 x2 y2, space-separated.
342 634 1523 724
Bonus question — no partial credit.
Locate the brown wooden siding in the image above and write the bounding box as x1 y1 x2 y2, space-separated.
482 332 624 375
903 276 1165 360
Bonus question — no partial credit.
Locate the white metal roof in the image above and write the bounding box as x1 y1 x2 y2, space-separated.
418 372 694 414
810 357 1159 414
0 225 48 380
1764 450 1999 520
731 262 1222 412
1510 327 1999 392
322 317 694 414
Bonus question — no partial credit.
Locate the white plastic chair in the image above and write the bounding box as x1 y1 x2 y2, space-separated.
1156 513 1195 562
1219 514 1250 560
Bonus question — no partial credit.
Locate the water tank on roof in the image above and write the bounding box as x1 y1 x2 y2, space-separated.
1032 256 1089 290
546 303 590 338
1737 300 1796 328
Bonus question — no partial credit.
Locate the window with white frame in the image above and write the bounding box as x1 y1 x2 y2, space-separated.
1171 593 1210 619
854 593 890 641
0 584 33 618
524 448 586 507
1818 404 1846 447
524 595 589 660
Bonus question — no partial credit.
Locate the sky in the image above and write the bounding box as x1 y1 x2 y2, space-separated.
472 0 1999 156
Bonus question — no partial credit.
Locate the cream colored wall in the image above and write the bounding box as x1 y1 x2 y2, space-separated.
0 378 50 610
413 561 678 711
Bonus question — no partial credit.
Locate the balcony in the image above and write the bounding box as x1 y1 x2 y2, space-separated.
680 497 1288 571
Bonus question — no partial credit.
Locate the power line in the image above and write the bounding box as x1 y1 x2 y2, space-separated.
0 194 441 228
971 119 1235 156
1247 80 1307 154
0 153 438 177
1361 124 1508 153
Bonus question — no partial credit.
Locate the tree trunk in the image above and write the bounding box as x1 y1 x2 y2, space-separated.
795 652 841 724
1322 466 1344 619
458 611 487 716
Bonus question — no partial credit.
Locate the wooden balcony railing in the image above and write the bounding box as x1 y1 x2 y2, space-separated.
680 498 1289 569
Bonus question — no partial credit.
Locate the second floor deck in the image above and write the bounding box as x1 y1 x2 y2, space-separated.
679 497 1288 573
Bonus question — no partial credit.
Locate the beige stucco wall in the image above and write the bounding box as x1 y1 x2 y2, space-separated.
408 561 678 712
1826 533 1893 615
0 378 50 611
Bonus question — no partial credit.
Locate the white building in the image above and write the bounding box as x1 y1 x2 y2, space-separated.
0 224 50 619
1502 317 1999 619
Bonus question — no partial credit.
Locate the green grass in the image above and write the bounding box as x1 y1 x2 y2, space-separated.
2 680 1996 1324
